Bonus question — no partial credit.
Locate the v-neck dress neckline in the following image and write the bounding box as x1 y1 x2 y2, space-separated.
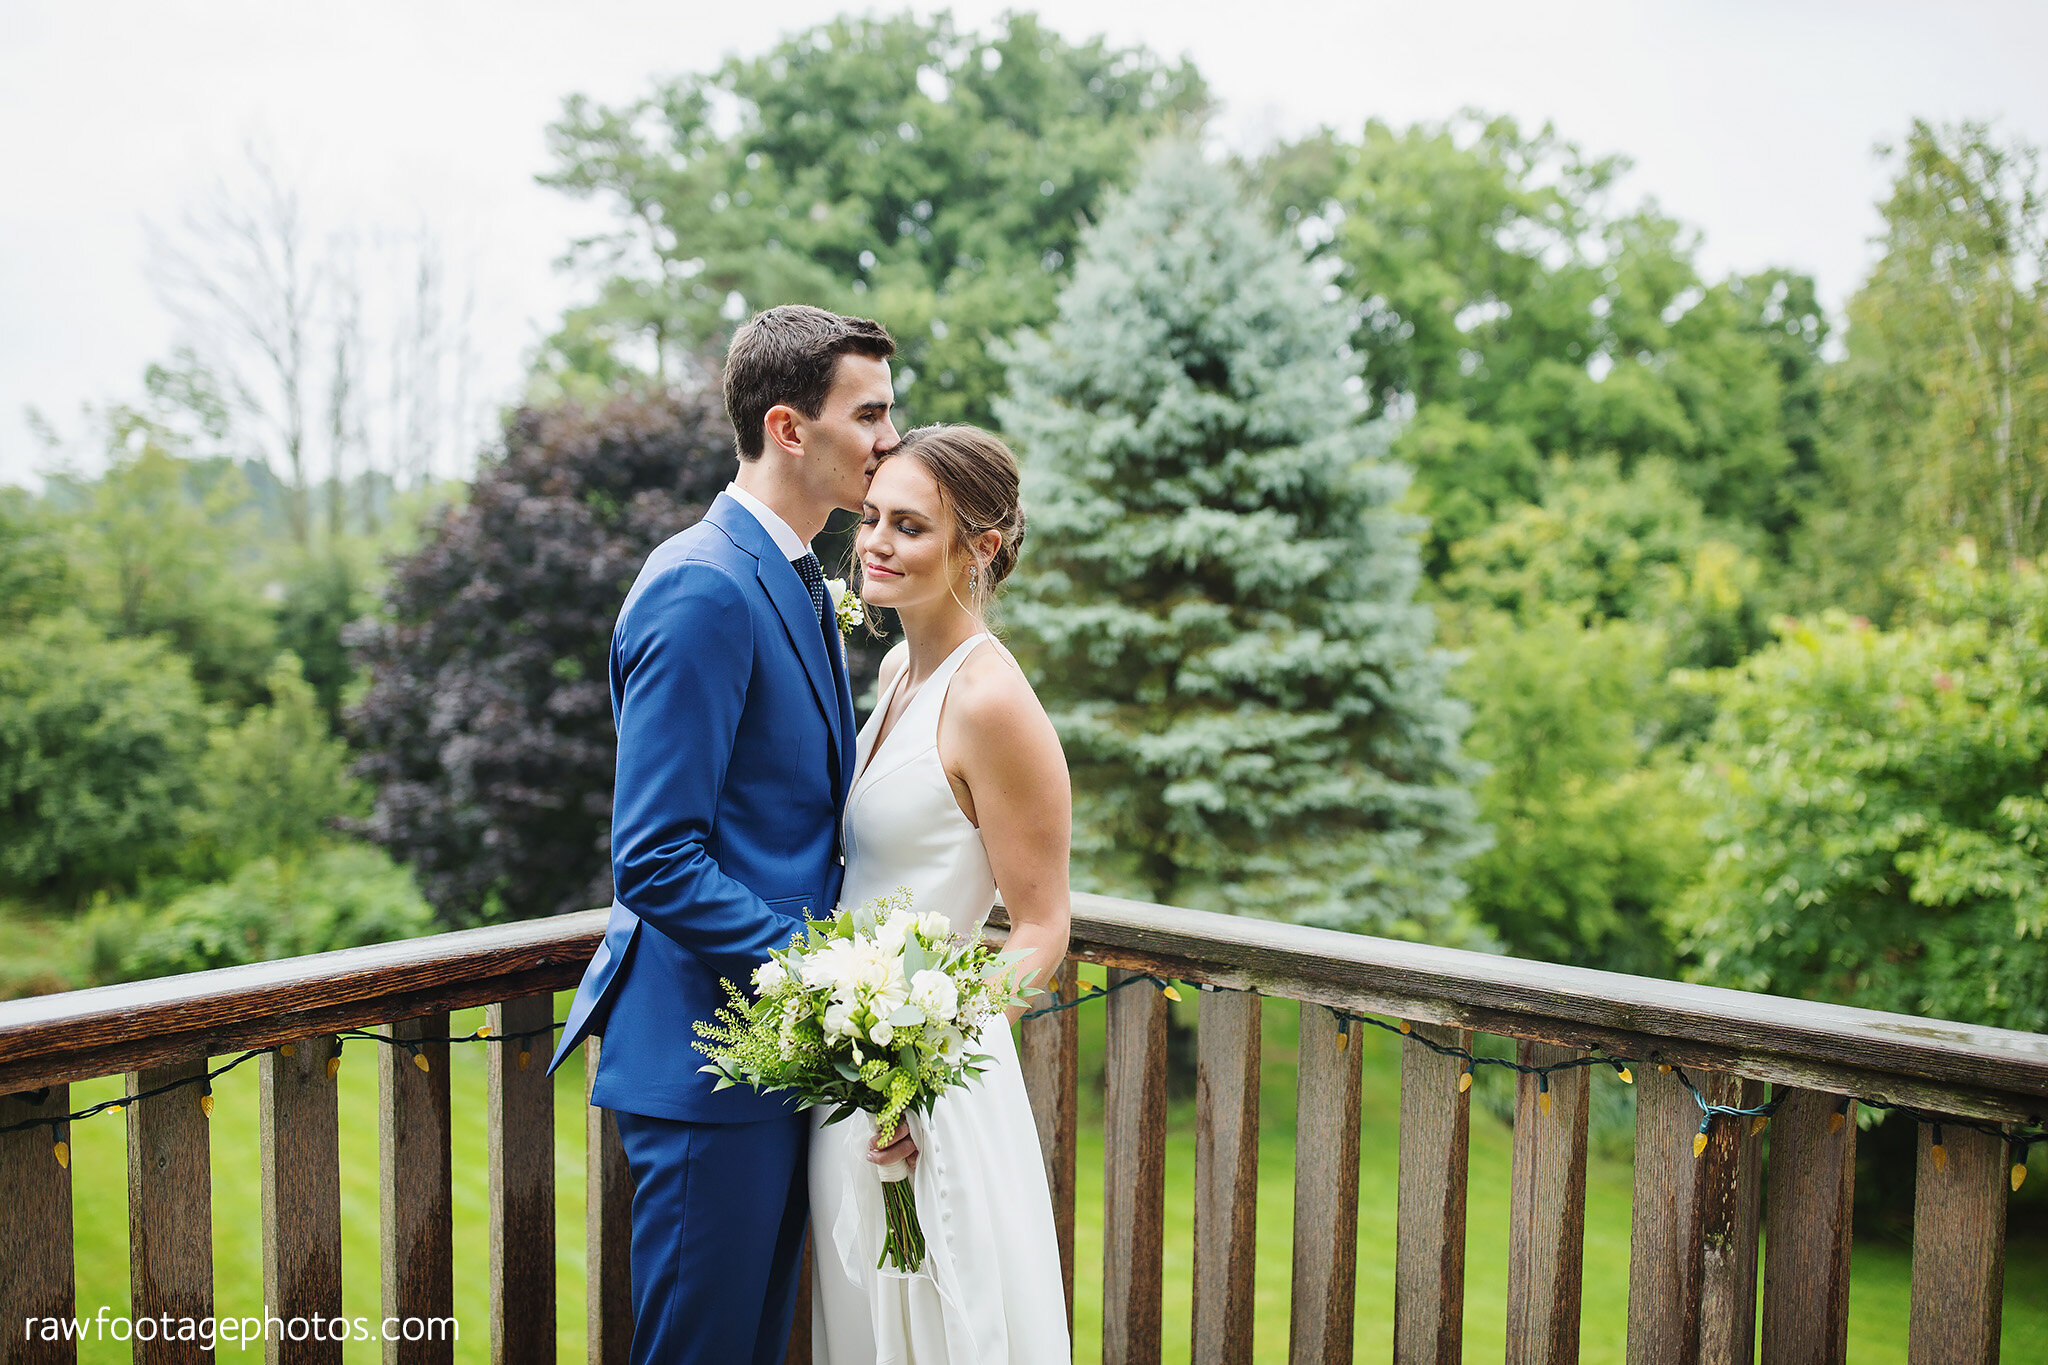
850 632 989 796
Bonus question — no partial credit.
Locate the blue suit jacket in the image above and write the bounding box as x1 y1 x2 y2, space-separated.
549 492 855 1123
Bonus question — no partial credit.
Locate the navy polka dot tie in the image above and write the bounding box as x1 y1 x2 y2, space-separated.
794 552 830 633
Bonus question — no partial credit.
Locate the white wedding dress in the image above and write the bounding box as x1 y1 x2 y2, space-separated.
809 632 1072 1365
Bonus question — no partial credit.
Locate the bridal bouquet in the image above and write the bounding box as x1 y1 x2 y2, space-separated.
694 887 1037 1271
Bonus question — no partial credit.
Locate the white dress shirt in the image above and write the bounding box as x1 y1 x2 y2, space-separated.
724 481 809 562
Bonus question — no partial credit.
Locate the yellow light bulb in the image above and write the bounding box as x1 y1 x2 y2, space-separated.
1618 1068 1634 1085
280 1043 295 1058
1658 1064 1672 1074
413 1053 430 1073
1750 1116 1769 1137
1397 1020 1412 1035
108 1103 124 1115
518 1050 531 1071
1458 1073 1473 1094
1336 1030 1348 1052
1693 1132 1708 1158
2014 1164 2028 1192
326 1057 341 1081
1828 1112 1846 1136
476 1023 492 1038
54 1140 69 1169
1538 1091 1552 1117
1161 985 1181 1002
1931 1143 1947 1172
200 1094 214 1118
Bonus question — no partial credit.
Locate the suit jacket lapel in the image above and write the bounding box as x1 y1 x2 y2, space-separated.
826 604 857 805
704 496 845 785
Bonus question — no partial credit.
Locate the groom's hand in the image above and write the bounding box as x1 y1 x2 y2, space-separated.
867 1122 919 1171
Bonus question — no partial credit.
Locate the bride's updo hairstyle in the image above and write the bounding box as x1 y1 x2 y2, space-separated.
877 424 1027 617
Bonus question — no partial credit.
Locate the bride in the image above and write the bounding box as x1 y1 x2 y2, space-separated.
809 424 1074 1363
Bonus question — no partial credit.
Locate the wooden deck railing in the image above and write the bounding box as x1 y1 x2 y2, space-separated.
3 892 2044 1364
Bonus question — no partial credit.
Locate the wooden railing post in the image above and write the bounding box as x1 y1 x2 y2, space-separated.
1395 1023 1470 1365
380 1014 452 1365
1760 1090 1856 1365
1102 967 1168 1365
1908 1121 2007 1362
1019 963 1080 1339
260 1035 344 1365
1289 1003 1362 1365
1505 1041 1589 1365
488 995 556 1365
129 1059 214 1365
2 1084 74 1365
1627 1065 1766 1365
585 1037 634 1365
1192 987 1261 1364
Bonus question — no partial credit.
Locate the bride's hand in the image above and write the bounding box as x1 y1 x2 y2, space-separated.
867 1121 919 1171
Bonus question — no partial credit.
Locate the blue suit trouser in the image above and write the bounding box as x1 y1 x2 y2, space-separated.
613 1108 809 1365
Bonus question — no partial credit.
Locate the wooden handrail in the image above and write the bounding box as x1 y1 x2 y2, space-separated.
1007 894 2048 1124
0 912 606 1095
6 894 2045 1122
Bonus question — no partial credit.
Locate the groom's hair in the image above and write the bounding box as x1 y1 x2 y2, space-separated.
723 305 896 460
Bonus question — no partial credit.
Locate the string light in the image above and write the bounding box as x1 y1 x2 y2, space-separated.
0 1020 563 1150
11 981 2042 1186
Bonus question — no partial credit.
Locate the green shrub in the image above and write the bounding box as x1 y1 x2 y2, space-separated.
1679 547 2048 1030
0 613 211 897
106 844 437 982
182 653 366 878
1451 609 1707 975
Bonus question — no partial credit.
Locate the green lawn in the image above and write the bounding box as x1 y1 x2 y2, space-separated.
57 983 2046 1362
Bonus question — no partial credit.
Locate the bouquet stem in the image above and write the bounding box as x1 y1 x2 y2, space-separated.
875 1158 927 1272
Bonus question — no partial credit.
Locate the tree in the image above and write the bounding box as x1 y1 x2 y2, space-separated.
1821 122 2048 584
1253 114 1811 562
538 12 1206 424
1678 547 2048 1032
147 147 486 546
349 392 734 925
1449 609 1705 974
0 486 75 626
0 614 212 899
52 431 278 710
997 145 1487 938
182 654 366 878
1444 456 1771 670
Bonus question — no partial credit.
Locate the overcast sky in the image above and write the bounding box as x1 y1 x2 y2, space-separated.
4 0 2045 489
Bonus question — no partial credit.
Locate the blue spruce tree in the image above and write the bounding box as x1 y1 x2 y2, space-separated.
997 144 1489 941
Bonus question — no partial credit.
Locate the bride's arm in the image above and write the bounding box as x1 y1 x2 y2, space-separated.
941 653 1072 1024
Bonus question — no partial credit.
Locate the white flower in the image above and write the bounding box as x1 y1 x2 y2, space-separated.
822 1001 858 1039
874 915 910 956
931 1024 965 1063
851 943 895 992
869 1018 895 1047
913 911 954 944
908 970 958 1022
753 960 788 995
801 942 856 992
828 576 867 635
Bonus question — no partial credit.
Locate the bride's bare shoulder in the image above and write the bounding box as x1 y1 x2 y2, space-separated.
945 638 1056 749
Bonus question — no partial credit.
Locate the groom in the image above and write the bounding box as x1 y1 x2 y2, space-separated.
548 305 899 1364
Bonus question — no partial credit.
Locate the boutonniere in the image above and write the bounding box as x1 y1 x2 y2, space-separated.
826 577 867 637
